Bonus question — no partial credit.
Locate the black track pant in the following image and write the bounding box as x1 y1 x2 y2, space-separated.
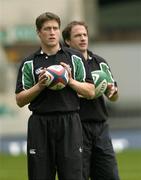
82 121 120 180
27 112 83 180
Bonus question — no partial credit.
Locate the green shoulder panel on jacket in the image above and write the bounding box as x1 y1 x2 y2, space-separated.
100 62 114 83
71 55 86 82
22 60 35 89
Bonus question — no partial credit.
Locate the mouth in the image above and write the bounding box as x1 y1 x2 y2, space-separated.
79 43 87 47
49 37 56 41
50 39 55 41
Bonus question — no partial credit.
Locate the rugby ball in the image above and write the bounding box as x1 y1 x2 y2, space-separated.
91 70 108 98
45 65 69 90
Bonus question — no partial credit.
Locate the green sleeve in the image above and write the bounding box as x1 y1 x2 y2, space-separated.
22 60 35 89
99 62 114 83
71 55 86 82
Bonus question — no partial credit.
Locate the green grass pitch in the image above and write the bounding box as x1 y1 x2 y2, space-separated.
0 149 141 180
117 149 141 180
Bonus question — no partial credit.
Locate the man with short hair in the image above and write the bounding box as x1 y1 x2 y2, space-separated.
62 21 120 180
15 13 95 180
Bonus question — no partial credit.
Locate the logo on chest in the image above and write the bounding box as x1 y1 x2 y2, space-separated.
35 67 43 75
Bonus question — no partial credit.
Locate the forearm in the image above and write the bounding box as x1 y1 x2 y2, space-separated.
69 79 95 99
107 92 119 102
16 83 45 107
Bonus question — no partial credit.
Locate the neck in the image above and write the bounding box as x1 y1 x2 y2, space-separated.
41 44 60 55
82 51 88 60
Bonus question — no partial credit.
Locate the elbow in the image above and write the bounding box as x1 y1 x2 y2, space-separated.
16 101 25 108
109 93 119 102
86 84 95 99
16 99 25 108
16 95 25 108
88 91 95 99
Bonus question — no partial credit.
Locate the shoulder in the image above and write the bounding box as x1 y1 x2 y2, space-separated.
63 46 84 59
89 50 107 63
20 49 39 65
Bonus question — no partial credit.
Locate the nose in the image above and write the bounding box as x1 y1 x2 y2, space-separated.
80 35 86 40
50 28 55 34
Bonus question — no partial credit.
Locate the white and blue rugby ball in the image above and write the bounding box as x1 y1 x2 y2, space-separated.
45 65 69 90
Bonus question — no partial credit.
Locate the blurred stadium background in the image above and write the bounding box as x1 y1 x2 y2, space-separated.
0 0 141 179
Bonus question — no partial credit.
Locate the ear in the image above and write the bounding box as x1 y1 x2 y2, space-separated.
65 39 70 46
36 29 40 36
